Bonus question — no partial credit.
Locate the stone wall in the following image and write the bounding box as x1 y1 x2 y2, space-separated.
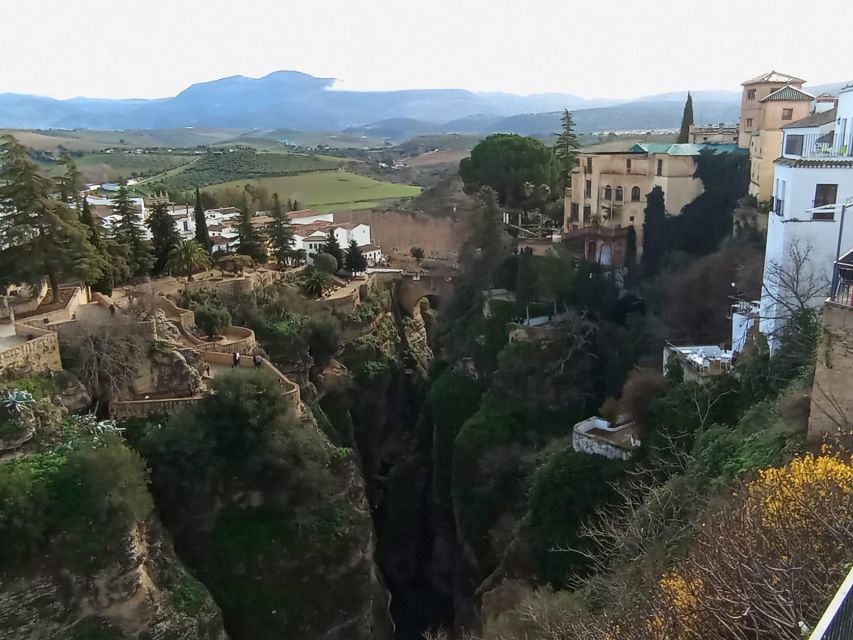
0 325 62 375
314 289 360 315
808 301 853 438
571 432 634 461
194 326 256 355
183 269 280 298
111 396 202 420
19 286 88 328
202 351 302 418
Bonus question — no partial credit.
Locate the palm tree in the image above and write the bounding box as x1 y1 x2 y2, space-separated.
167 239 210 281
302 269 332 298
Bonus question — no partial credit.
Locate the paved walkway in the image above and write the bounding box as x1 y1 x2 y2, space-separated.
0 324 26 352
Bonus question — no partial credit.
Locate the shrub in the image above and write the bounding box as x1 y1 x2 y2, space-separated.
301 314 341 371
194 304 231 338
313 252 338 274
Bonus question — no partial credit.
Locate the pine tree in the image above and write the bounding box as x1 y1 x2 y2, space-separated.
641 186 667 277
111 183 152 277
193 186 211 251
236 200 267 264
57 157 82 204
344 239 368 273
677 92 694 144
554 109 580 181
266 192 295 267
80 197 116 294
0 135 104 303
147 203 181 275
321 231 344 269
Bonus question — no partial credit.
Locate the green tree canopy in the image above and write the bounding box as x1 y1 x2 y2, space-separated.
147 203 180 275
344 240 367 273
0 135 105 302
193 186 212 251
111 183 152 278
321 231 344 268
235 201 267 264
459 134 560 208
266 192 295 267
167 238 210 281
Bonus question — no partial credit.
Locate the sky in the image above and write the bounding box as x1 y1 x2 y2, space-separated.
4 0 852 101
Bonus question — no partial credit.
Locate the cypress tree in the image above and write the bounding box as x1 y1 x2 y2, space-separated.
193 186 211 251
554 109 580 183
677 92 694 144
266 192 295 267
641 186 667 277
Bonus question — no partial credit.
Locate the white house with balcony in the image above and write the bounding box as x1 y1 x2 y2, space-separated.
759 85 853 350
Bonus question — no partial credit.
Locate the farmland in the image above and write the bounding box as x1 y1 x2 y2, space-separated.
207 171 423 212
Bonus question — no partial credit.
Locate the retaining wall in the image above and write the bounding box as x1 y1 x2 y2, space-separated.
0 324 62 374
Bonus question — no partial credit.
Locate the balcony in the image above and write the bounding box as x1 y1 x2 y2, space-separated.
783 132 853 160
830 260 853 308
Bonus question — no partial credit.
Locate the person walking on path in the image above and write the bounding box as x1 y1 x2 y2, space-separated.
253 353 262 368
232 351 241 368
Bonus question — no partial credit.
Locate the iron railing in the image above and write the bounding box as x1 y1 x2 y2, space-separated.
809 567 853 640
783 132 853 160
830 262 853 307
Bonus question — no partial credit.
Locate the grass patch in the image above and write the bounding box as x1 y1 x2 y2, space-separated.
207 170 422 212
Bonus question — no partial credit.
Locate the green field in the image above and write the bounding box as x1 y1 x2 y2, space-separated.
207 170 422 212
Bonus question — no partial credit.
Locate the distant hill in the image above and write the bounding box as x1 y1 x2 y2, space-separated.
2 70 848 140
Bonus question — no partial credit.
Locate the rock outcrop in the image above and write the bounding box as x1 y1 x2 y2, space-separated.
0 520 227 640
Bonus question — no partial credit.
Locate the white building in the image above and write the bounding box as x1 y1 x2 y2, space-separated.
296 222 377 265
759 85 853 350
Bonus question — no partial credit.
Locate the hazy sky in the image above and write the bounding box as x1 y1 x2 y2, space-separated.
4 0 852 100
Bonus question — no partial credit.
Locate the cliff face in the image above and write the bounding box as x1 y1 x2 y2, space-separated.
0 520 226 640
140 369 394 640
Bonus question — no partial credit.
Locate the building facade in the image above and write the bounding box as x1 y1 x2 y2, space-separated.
563 143 740 265
738 71 812 202
690 123 739 144
759 85 853 349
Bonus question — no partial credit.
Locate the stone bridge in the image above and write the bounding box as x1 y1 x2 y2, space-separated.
396 271 455 313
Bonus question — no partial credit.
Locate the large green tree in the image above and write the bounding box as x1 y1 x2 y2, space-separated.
459 134 560 208
677 92 694 144
146 203 180 275
554 109 580 184
111 184 152 278
235 201 267 264
641 186 667 277
515 248 537 312
266 192 295 267
79 197 116 294
193 186 211 251
344 239 368 273
0 135 104 303
57 157 82 205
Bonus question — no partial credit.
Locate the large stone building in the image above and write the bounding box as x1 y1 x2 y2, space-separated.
563 142 741 265
738 71 812 202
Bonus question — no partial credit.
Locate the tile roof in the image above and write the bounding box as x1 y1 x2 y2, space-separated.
629 142 744 156
742 70 806 86
288 209 325 219
784 108 837 129
360 244 381 253
775 158 853 169
759 85 814 102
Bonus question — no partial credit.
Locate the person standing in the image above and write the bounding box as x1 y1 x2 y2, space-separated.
253 353 262 368
232 351 241 368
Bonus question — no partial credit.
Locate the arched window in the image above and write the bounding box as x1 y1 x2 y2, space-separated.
631 186 641 202
615 186 623 202
604 185 612 200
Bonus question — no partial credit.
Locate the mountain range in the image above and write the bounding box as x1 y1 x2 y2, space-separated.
1 70 848 139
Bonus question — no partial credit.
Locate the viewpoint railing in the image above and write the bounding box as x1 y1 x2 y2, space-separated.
783 132 853 160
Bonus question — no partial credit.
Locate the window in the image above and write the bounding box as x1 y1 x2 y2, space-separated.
656 159 663 176
782 108 793 121
586 157 593 172
626 159 632 173
604 186 612 200
615 186 623 202
703 136 708 141
631 186 641 202
814 184 838 214
583 205 591 220
784 134 804 156
629 216 635 222
584 180 592 198
747 88 756 100
745 118 753 128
